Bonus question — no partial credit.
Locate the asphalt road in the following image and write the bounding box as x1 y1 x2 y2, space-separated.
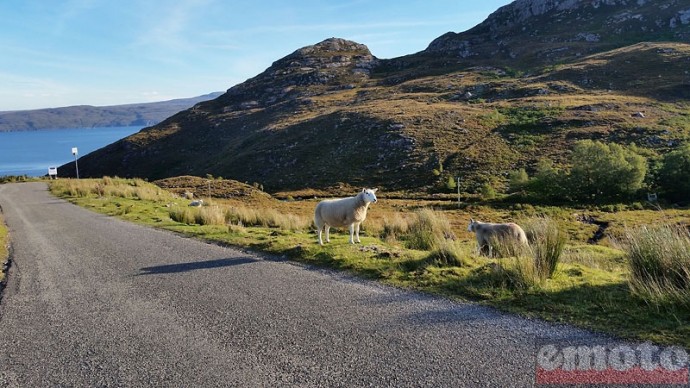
0 182 639 387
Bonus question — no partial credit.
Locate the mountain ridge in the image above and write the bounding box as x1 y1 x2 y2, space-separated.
59 1 690 194
0 92 223 132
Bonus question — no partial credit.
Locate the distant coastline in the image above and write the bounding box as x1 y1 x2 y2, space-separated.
0 92 222 132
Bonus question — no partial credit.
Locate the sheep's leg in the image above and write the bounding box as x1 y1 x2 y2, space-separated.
349 224 355 244
354 222 361 243
325 225 331 243
317 226 324 245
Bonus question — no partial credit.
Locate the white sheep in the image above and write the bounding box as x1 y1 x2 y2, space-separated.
467 218 528 256
314 188 378 245
189 199 204 207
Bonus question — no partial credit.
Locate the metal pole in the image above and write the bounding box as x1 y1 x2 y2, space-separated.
72 147 79 179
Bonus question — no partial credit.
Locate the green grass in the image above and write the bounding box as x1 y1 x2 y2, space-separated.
0 213 8 283
49 178 690 349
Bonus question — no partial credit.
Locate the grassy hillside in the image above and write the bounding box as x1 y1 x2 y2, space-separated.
62 42 690 194
58 1 690 194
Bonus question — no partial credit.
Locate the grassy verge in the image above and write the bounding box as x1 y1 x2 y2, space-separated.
49 178 690 349
0 213 8 284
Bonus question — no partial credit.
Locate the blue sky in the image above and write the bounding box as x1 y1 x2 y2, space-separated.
0 0 513 111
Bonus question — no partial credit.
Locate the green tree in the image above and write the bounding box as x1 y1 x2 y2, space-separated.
568 140 646 201
508 168 529 193
446 176 457 192
527 158 565 200
657 144 690 202
480 183 496 200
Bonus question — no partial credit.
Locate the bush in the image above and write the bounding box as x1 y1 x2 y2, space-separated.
657 144 690 203
480 183 496 200
508 169 529 193
618 224 690 307
567 140 647 202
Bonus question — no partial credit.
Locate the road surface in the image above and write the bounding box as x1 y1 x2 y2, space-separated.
0 182 636 387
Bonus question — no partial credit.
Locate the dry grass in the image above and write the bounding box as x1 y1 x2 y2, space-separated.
52 178 174 202
226 206 310 231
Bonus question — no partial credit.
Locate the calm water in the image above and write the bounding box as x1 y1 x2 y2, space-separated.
0 126 143 176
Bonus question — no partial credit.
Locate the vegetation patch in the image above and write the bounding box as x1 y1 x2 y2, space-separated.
49 178 690 349
0 213 8 284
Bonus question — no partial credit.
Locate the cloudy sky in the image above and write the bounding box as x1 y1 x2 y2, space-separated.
0 0 513 111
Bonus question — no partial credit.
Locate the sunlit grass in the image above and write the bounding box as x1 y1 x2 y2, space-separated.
0 213 8 283
47 178 690 348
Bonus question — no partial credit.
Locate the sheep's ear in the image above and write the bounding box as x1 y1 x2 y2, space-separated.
470 218 475 223
362 188 366 193
372 188 378 193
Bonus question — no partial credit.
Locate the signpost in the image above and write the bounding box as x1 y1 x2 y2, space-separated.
72 147 79 179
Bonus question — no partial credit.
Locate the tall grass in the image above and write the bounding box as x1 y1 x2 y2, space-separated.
379 213 410 242
51 177 172 201
523 216 567 281
169 204 310 230
490 216 567 289
404 209 455 251
226 206 310 231
618 224 690 307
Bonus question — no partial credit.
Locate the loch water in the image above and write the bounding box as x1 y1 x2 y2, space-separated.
0 126 142 177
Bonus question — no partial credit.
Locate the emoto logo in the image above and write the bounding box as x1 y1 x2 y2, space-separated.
536 342 689 385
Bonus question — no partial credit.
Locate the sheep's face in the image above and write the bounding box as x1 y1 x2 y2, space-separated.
468 218 476 232
362 188 378 204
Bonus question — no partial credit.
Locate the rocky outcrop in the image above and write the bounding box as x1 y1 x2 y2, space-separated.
423 0 690 65
215 38 378 112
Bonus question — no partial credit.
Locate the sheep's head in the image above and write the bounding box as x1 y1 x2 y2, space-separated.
361 188 378 204
468 218 476 232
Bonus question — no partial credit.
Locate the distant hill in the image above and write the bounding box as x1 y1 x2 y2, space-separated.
60 0 690 194
0 92 223 131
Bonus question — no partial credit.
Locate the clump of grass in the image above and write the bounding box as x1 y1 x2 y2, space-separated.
51 177 172 201
169 207 197 225
226 206 309 231
523 216 567 281
195 206 226 226
497 257 541 291
617 224 690 307
425 241 466 267
0 214 8 283
485 234 528 258
488 216 566 289
379 213 409 242
405 208 455 251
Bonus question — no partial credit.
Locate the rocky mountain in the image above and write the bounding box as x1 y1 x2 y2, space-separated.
60 1 690 194
0 92 223 131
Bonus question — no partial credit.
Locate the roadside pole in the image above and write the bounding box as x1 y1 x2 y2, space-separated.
72 147 79 179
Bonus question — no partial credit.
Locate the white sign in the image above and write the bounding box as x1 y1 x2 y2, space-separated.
71 147 78 155
48 167 57 176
